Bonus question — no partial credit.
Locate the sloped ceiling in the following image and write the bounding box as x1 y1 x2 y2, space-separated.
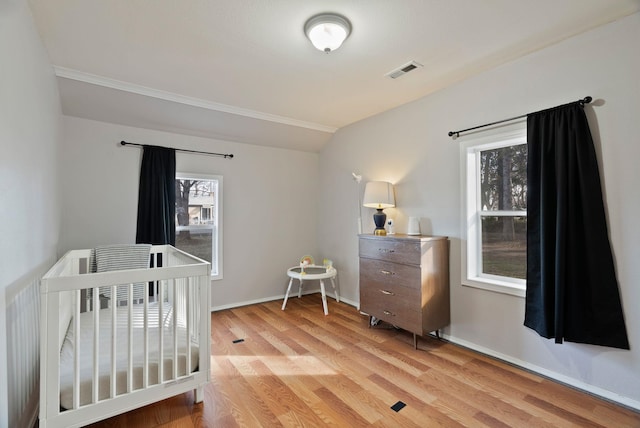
28 0 640 151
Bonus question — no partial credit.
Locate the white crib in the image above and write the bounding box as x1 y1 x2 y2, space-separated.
39 245 211 428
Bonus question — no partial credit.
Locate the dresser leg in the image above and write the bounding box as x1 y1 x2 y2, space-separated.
435 329 441 339
413 333 417 349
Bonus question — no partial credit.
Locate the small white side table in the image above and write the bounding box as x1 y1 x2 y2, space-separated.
282 266 339 315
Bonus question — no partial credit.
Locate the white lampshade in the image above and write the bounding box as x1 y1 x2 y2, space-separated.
363 181 395 209
304 14 351 53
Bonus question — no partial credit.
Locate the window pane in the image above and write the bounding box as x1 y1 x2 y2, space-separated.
175 178 216 266
480 144 527 211
481 216 526 279
175 227 212 262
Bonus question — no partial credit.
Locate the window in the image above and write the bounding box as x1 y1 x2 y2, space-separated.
175 173 223 279
461 127 526 296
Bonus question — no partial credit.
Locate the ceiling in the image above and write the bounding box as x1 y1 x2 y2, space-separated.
28 0 640 152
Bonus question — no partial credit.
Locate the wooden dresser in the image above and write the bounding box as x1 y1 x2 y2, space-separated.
359 234 450 348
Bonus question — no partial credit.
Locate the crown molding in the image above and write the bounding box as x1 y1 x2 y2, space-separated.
53 66 338 134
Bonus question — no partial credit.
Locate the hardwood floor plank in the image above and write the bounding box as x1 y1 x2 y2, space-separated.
81 295 640 427
206 414 240 428
473 411 513 428
312 367 384 424
417 363 536 427
369 374 475 426
215 357 283 427
524 394 606 427
250 303 291 332
460 350 545 383
367 372 485 427
304 400 369 427
592 401 640 427
202 359 235 422
264 327 314 356
462 357 544 394
313 386 378 426
244 358 332 427
357 338 432 375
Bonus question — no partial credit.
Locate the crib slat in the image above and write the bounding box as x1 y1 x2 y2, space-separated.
92 289 100 404
143 282 149 389
186 277 192 375
110 285 117 399
198 274 208 384
172 280 178 380
127 283 133 393
158 280 164 384
73 290 81 410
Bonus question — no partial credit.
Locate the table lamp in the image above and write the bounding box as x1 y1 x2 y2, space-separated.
363 181 395 235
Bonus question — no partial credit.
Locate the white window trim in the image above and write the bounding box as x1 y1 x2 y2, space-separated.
176 172 223 281
460 125 526 297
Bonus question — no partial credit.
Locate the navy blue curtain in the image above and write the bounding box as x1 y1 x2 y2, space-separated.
135 145 176 246
524 102 629 349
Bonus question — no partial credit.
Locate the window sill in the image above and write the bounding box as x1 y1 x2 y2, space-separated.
462 277 525 298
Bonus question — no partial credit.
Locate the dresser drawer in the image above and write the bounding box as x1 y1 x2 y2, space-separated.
359 237 421 265
360 281 420 310
359 258 421 290
360 288 422 333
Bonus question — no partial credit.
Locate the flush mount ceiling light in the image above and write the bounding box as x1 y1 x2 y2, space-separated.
304 13 351 53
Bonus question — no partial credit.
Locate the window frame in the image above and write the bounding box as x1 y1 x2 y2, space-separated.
175 172 223 280
460 126 527 297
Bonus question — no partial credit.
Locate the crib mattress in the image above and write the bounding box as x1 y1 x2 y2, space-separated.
59 302 199 409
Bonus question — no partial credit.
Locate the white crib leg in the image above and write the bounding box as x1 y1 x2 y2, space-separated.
195 386 204 403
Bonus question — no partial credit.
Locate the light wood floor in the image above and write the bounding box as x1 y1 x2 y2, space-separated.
87 294 640 427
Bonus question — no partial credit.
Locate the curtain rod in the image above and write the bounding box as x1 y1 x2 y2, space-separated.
448 96 592 139
120 141 234 159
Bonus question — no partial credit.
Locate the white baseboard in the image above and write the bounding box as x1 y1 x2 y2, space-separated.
443 334 640 412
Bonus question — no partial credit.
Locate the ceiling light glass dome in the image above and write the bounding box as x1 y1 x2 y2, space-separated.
304 13 351 53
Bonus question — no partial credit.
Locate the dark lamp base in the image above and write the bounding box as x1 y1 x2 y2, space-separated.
372 208 387 236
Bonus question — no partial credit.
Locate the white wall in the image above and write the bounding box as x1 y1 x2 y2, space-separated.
60 116 319 309
0 1 62 426
318 13 640 407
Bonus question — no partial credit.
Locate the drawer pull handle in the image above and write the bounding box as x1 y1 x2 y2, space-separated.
378 248 395 253
380 270 395 276
383 310 395 316
379 289 395 296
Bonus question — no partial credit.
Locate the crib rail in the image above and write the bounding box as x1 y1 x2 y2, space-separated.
40 245 210 428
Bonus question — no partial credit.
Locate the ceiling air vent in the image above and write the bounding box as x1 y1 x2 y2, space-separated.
385 61 423 79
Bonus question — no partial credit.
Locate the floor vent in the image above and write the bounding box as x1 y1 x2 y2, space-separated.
385 61 423 79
